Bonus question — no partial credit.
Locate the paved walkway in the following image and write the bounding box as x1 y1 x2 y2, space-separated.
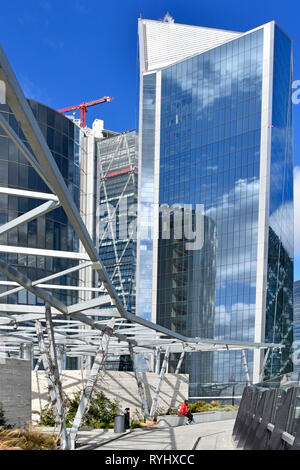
86 419 236 451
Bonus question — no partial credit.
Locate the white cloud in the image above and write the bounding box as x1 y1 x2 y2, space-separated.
206 177 260 282
214 302 255 341
19 75 52 107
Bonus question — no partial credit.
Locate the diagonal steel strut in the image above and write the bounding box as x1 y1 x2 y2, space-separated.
69 317 115 449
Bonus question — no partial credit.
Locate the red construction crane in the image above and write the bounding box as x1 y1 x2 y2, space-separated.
58 96 113 128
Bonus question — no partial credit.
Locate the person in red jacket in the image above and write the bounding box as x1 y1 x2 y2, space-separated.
178 400 195 424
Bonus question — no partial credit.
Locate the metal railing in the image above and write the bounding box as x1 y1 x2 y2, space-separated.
232 372 300 450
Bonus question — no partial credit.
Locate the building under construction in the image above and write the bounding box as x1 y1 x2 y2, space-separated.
96 130 138 315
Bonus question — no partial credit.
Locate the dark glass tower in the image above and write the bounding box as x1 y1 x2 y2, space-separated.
0 100 83 369
137 19 294 395
0 99 81 306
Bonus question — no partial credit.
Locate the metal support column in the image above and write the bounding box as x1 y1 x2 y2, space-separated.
129 343 150 420
149 348 170 420
35 320 68 447
23 343 32 362
56 345 65 371
19 342 24 359
242 349 251 386
44 305 69 449
69 318 115 450
155 348 161 374
34 356 43 415
259 348 270 382
175 349 185 374
144 353 152 372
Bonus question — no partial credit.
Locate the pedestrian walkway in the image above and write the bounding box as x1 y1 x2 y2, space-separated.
89 419 236 450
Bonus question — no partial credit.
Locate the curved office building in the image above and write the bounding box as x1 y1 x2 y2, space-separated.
136 19 294 397
0 99 81 308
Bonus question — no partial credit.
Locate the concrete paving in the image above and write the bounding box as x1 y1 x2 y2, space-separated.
35 419 237 450
89 419 236 450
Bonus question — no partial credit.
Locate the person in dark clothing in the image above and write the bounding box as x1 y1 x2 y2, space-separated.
178 400 195 424
124 408 130 428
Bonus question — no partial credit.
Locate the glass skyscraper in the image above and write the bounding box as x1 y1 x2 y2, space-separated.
136 19 294 395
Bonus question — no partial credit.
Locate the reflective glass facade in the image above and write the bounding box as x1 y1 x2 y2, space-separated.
0 100 81 306
159 29 263 392
137 73 157 321
137 21 294 395
264 26 294 378
294 280 300 372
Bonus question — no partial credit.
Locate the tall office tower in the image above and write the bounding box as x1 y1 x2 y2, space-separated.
136 18 294 396
294 280 300 371
95 130 137 372
96 130 138 315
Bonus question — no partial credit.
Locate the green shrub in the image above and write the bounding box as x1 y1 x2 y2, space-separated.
0 402 12 429
0 402 7 427
188 400 238 413
39 391 120 429
130 420 142 429
166 407 178 415
189 401 211 413
39 406 56 427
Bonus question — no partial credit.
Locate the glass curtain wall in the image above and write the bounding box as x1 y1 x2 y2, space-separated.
158 29 264 392
0 100 81 306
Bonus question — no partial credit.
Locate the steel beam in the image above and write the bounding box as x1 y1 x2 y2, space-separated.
175 349 185 374
0 200 60 236
44 305 69 449
0 245 90 260
69 318 115 449
149 348 170 419
67 295 112 314
0 258 68 315
129 343 150 420
259 348 271 382
0 261 92 299
35 320 66 440
155 348 161 374
0 185 58 201
242 349 251 385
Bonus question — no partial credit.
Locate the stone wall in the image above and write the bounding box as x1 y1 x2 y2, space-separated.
0 357 31 427
32 370 189 421
157 410 238 427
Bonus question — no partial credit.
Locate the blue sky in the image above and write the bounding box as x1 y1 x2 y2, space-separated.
1 0 300 276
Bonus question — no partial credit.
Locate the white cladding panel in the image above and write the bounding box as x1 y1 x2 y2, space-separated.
140 19 242 72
